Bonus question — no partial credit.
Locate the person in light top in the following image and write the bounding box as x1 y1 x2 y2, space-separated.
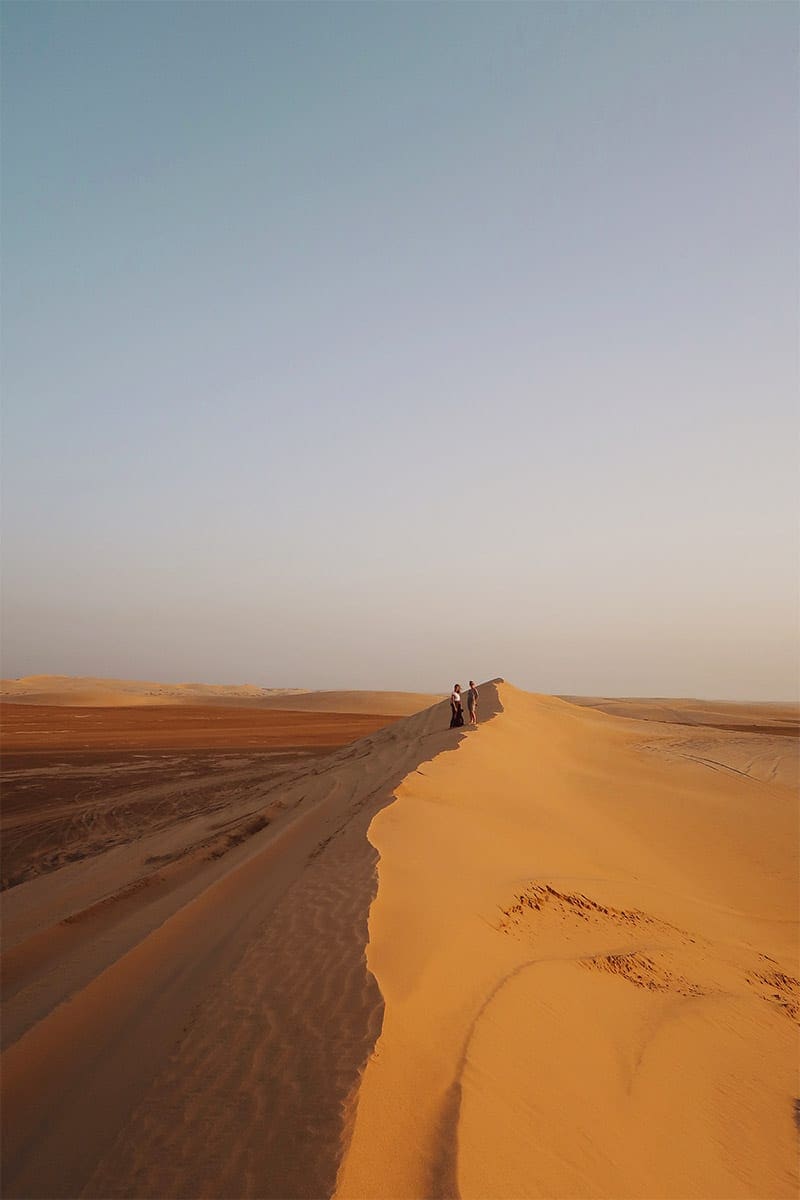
466 680 479 725
450 684 464 728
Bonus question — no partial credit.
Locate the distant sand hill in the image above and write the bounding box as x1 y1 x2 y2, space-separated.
565 693 799 731
0 675 440 715
2 680 797 1198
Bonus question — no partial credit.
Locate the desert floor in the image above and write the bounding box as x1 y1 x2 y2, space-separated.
1 680 797 1199
1 703 396 890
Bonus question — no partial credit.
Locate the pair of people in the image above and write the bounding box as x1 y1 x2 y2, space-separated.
450 681 478 728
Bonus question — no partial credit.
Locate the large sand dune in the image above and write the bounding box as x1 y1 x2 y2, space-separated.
1 682 797 1199
337 684 798 1200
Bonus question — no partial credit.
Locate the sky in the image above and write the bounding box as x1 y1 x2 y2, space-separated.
2 1 798 698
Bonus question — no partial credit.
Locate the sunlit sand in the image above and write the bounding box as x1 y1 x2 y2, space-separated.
1 678 797 1199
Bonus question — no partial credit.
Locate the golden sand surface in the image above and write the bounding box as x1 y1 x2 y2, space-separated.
336 684 798 1200
1 682 797 1199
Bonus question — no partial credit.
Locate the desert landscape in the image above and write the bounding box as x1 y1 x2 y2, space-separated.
0 675 797 1199
0 679 434 891
5 2 796 1196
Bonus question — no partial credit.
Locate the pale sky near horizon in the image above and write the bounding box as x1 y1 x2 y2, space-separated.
2 1 798 699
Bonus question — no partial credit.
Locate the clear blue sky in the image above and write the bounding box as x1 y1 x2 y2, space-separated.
2 1 797 698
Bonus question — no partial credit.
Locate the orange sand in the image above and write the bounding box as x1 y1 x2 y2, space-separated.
1 681 797 1199
335 685 798 1199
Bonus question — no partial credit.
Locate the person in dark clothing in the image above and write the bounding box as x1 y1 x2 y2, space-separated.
450 684 464 728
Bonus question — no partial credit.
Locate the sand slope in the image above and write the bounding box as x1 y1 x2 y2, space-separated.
335 684 798 1200
2 683 796 1199
1 691 476 1199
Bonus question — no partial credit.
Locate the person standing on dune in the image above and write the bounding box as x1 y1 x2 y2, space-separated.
450 684 464 728
467 680 479 725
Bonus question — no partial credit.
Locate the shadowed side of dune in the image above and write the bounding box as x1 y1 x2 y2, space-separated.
1 683 503 1200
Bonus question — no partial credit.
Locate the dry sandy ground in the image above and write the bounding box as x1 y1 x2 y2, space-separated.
1 683 797 1199
0 676 439 715
565 694 799 734
0 703 394 890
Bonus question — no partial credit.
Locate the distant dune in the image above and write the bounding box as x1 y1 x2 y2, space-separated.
564 694 800 731
2 680 797 1198
254 689 442 715
0 675 300 708
0 675 440 715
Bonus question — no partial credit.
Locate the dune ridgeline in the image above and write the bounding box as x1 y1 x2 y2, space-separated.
336 682 798 1199
1 681 797 1199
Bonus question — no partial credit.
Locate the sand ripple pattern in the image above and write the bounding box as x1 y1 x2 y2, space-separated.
76 700 471 1200
84 826 380 1198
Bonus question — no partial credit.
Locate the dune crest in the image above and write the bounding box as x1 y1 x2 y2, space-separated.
2 681 796 1198
0 690 470 1199
335 683 798 1200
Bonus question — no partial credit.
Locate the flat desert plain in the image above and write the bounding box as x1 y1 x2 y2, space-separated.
1 677 798 1200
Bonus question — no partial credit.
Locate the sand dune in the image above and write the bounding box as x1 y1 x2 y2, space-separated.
0 675 297 707
565 694 800 733
0 675 439 715
1 692 467 1198
336 684 798 1200
253 690 442 715
1 682 797 1199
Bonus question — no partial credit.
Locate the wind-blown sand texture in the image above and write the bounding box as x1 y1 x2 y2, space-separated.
1 682 797 1199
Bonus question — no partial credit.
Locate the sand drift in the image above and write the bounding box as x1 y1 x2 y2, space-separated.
1 682 797 1199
